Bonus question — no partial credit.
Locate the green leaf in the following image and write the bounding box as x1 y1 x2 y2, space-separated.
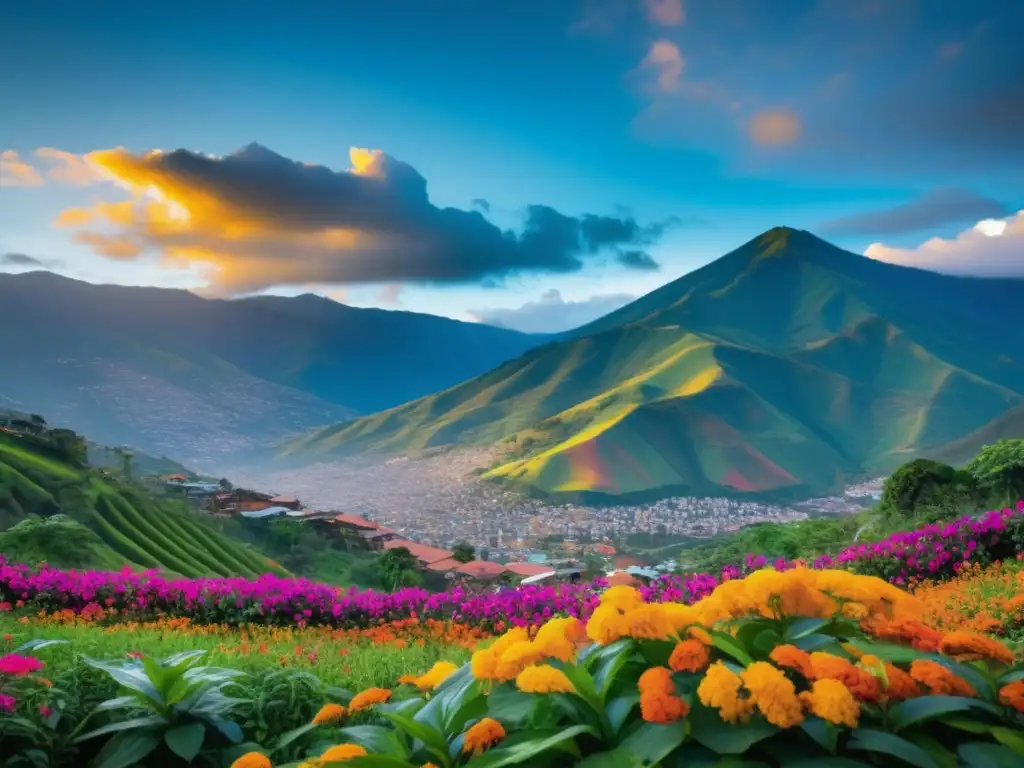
463 725 594 768
92 695 145 713
800 717 837 754
996 669 1024 686
340 724 409 759
414 665 477 735
561 664 602 712
83 657 164 707
923 656 995 701
164 722 207 762
887 696 1003 730
709 631 754 667
638 640 675 668
378 710 449 765
846 640 929 664
993 727 1024 758
14 639 69 653
332 758 418 768
785 618 829 641
575 749 644 767
91 729 161 768
211 717 244 744
163 649 208 669
485 686 537 729
938 717 990 734
782 760 873 767
688 704 777 754
617 721 688 764
592 642 635 701
848 728 939 768
904 733 958 768
792 634 841 652
74 715 168 743
957 742 1024 768
604 693 638 735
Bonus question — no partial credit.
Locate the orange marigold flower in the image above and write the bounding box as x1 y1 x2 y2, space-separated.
841 602 868 620
909 660 975 697
348 687 391 713
669 639 710 673
230 754 272 768
770 645 813 678
516 664 576 695
939 631 1015 666
600 585 644 612
866 618 942 653
640 690 689 723
312 702 346 725
697 661 754 724
586 603 628 645
398 674 418 686
882 664 921 701
638 666 675 696
320 743 368 762
739 662 804 728
463 717 506 755
533 618 585 662
799 678 859 728
809 652 881 703
999 680 1024 713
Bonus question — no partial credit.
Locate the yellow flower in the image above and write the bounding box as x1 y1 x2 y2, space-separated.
769 645 813 679
463 717 506 755
841 602 868 620
312 702 346 725
601 585 643 612
320 743 368 762
230 754 271 768
623 604 676 640
494 641 546 682
533 618 585 662
668 639 710 673
516 664 576 695
470 648 499 681
490 627 530 656
799 679 859 728
740 662 804 728
348 687 391 713
697 662 753 724
586 603 628 645
413 661 459 691
661 603 701 632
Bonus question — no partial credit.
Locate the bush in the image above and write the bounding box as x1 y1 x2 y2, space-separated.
967 439 1024 503
880 459 978 520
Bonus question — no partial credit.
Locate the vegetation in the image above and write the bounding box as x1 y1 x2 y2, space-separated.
283 228 1024 503
966 438 1024 502
0 516 124 570
0 433 283 578
378 547 424 591
452 542 475 564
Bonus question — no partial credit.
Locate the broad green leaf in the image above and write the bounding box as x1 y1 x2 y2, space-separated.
783 760 873 767
593 642 635 701
163 649 208 669
561 664 602 712
83 657 164 707
800 717 837 754
14 639 69 653
275 722 319 751
575 749 644 767
688 703 777 754
74 715 168 743
210 717 244 744
91 729 161 768
846 640 929 664
330 757 418 767
485 686 537 728
848 728 939 768
617 721 688 764
379 710 449 765
993 727 1024 758
325 686 354 703
887 696 1002 730
415 665 476 734
340 724 410 759
939 717 990 734
604 693 638 735
164 722 206 762
709 631 754 666
792 634 841 652
957 742 1024 768
784 618 829 641
92 695 145 713
996 669 1024 686
638 640 675 668
905 733 958 768
463 724 594 768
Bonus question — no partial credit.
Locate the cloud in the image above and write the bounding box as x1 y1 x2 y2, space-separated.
640 40 684 94
471 198 490 213
57 143 675 295
0 151 44 187
569 0 630 36
821 188 1010 237
0 252 64 269
865 210 1024 277
377 283 404 306
34 148 102 186
469 289 638 333
644 0 684 27
746 110 801 147
616 249 659 270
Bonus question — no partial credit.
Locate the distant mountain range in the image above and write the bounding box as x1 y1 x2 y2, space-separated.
282 227 1024 502
0 272 543 467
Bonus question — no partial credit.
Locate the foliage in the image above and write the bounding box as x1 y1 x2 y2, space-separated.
0 516 124 570
880 459 977 522
378 548 423 592
967 439 1024 503
452 543 475 564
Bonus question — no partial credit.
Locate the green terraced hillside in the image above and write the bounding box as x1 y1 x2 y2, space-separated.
0 434 285 577
282 228 1024 502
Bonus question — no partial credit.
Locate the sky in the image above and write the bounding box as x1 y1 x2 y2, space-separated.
1 0 1022 332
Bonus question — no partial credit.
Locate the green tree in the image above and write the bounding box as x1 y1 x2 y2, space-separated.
378 547 421 591
48 428 87 467
880 458 974 520
452 541 475 563
966 439 1024 503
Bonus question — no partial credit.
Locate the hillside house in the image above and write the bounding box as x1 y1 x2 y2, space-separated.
504 562 556 583
383 539 453 568
268 495 301 511
455 561 507 581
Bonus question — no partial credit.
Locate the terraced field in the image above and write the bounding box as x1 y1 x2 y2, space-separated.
0 434 283 578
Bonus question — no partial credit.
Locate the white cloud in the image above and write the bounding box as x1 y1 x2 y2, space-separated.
0 150 44 187
865 210 1024 277
643 0 684 27
469 289 637 334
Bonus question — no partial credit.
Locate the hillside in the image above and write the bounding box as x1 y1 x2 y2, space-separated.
0 272 544 466
0 432 284 577
282 227 1024 502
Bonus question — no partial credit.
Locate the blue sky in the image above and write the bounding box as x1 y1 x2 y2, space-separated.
1 0 1022 331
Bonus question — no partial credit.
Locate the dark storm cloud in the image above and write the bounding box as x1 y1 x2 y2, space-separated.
820 188 1011 237
616 249 660 270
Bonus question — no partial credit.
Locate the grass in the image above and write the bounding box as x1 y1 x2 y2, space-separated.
0 433 285 578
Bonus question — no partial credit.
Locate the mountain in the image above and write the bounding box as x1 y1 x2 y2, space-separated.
0 272 543 467
0 431 284 576
281 227 1024 502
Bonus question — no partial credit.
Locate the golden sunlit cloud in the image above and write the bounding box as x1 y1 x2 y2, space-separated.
35 147 104 186
746 109 801 146
72 231 144 260
1 150 44 187
640 40 684 94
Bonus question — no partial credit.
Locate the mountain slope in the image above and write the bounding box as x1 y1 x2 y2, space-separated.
0 272 543 466
0 432 284 577
282 228 1024 501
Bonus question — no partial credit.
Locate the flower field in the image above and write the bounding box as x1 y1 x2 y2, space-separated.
3 502 1024 766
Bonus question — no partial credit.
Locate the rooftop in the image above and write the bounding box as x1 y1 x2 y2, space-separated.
455 561 507 579
383 539 453 565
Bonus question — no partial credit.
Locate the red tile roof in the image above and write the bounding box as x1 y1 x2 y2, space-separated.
614 555 648 570
426 558 462 572
504 562 555 577
455 561 507 579
269 495 299 504
604 571 640 587
592 544 617 555
335 514 379 530
383 539 453 565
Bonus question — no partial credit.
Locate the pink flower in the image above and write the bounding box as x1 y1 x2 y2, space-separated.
38 704 52 718
0 654 43 677
0 694 16 712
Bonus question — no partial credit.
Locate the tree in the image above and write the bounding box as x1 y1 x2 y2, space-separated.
479 547 490 562
880 458 973 520
966 439 1024 503
452 541 475 563
218 478 233 490
48 428 87 467
379 547 421 591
